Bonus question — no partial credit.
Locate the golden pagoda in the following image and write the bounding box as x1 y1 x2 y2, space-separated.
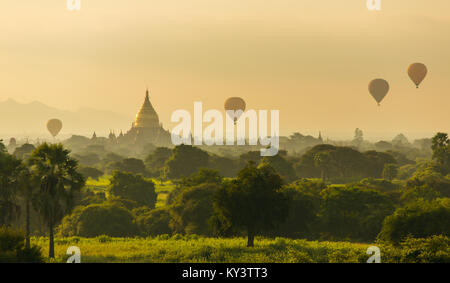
134 89 160 129
121 89 171 146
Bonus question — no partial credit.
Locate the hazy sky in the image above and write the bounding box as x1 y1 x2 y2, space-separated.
1 0 449 140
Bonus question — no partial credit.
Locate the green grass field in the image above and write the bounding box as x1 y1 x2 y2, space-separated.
33 235 373 263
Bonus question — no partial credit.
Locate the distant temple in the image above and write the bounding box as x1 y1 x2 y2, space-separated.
119 89 171 146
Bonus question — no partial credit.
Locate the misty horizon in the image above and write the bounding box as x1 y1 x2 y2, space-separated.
0 96 441 142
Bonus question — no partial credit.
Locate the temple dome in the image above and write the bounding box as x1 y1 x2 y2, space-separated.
134 89 159 128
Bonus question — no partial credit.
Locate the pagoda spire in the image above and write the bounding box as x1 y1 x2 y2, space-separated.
134 88 159 128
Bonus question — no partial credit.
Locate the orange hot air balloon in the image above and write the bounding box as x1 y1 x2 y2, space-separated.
368 79 390 106
408 63 427 88
47 119 63 137
224 97 246 124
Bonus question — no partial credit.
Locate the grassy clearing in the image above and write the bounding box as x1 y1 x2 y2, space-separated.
32 236 372 263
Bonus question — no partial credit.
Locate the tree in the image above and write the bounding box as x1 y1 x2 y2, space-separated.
59 203 137 237
29 143 85 258
353 128 364 148
169 183 219 236
164 145 209 179
431 132 450 174
109 171 157 209
136 207 172 236
386 150 415 166
374 141 393 152
102 152 124 164
259 151 297 182
382 163 398 181
0 140 6 153
0 227 43 263
272 183 321 238
13 143 36 160
211 162 288 247
209 155 239 178
180 168 223 187
72 152 100 167
109 158 148 176
295 144 367 182
392 133 409 146
78 166 103 180
407 166 450 198
239 151 262 165
313 152 334 181
320 186 394 241
378 198 450 244
0 150 22 227
18 167 38 249
145 147 172 177
363 151 397 178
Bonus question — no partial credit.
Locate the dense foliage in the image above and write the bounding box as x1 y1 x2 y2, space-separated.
1 132 449 262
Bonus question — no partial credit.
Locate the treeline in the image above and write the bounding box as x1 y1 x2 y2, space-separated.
0 133 449 261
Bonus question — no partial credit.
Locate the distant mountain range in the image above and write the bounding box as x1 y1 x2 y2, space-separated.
0 98 132 139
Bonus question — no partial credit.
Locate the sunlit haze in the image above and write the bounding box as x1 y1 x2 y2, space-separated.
1 0 449 140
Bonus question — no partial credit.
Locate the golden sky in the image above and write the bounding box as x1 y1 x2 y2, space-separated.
1 0 449 139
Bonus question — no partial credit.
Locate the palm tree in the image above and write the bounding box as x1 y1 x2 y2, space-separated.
29 143 84 258
0 149 22 227
314 152 333 181
18 167 37 249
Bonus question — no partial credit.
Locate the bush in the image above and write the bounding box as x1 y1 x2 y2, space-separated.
0 227 43 263
78 189 106 206
378 198 450 244
58 203 137 237
164 145 210 179
319 186 394 242
397 164 417 180
170 183 220 236
108 158 148 176
109 171 157 209
380 235 450 263
136 208 172 236
358 178 399 192
267 184 319 239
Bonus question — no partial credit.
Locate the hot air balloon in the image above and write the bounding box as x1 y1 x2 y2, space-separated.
408 63 427 88
47 119 63 137
224 97 246 124
368 79 389 106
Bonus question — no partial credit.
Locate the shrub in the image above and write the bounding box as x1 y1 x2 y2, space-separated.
109 171 157 208
170 183 220 236
380 235 450 263
319 186 394 241
378 198 450 244
136 207 172 236
267 184 319 239
58 203 137 237
0 227 43 263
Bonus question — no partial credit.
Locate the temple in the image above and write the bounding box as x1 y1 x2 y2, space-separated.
115 89 171 146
